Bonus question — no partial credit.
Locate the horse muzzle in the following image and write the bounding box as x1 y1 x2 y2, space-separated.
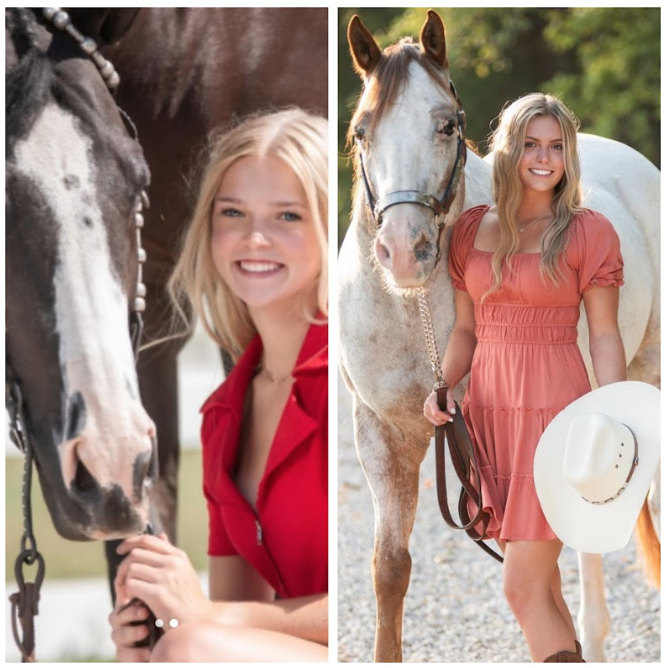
373 207 440 288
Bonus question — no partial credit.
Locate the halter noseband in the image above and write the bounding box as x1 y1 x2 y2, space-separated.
357 79 467 227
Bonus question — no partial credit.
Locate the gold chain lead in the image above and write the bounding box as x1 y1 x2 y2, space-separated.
416 287 448 391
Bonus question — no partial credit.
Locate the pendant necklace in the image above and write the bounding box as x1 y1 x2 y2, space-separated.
517 212 551 233
257 359 292 384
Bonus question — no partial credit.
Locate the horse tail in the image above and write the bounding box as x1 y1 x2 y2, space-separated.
635 499 660 589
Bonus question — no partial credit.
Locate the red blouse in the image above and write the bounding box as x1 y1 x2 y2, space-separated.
200 322 328 599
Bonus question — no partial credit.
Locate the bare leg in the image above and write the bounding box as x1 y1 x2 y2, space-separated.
503 540 577 661
496 539 577 646
150 623 328 662
550 565 577 641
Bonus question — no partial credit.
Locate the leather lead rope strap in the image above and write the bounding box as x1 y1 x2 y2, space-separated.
417 289 503 563
7 377 46 662
117 525 165 651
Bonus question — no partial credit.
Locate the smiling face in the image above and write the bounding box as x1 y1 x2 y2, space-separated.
210 155 321 316
519 115 565 196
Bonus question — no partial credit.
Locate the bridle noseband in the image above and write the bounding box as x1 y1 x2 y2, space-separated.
356 80 467 228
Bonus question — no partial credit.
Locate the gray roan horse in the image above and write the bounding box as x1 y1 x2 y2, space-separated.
338 11 659 663
6 6 326 658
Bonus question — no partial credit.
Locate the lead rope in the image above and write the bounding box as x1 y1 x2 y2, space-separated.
416 287 503 563
7 379 46 662
416 287 448 391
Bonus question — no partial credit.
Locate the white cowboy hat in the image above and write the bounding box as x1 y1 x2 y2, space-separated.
534 381 660 554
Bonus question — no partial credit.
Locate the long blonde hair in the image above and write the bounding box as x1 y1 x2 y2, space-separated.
168 108 328 360
485 93 584 299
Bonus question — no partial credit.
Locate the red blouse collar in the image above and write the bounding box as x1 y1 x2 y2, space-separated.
201 320 327 414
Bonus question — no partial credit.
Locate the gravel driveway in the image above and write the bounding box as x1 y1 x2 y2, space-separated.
337 380 660 663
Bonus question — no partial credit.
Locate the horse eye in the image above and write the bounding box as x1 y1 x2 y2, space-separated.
353 127 366 144
436 119 456 138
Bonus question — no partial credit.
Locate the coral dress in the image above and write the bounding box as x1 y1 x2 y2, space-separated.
448 205 624 541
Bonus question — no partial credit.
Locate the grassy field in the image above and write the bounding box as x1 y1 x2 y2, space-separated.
5 449 208 581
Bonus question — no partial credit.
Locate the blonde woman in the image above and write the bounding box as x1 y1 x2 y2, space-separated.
424 94 625 663
109 109 328 662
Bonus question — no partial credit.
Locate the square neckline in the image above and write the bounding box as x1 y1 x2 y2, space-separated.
470 205 543 257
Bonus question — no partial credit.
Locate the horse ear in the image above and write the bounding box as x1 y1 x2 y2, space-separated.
419 9 448 69
348 15 382 78
98 9 141 44
67 9 140 45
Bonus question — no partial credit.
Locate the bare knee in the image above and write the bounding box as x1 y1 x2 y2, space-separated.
503 568 544 623
372 544 411 602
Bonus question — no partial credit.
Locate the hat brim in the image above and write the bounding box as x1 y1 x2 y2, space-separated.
534 381 660 553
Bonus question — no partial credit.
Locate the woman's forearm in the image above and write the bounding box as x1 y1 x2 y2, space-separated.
589 330 626 386
205 593 328 645
440 326 477 390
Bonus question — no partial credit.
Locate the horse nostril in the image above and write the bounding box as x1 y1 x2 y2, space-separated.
377 239 391 262
73 456 98 496
412 232 431 262
66 391 87 441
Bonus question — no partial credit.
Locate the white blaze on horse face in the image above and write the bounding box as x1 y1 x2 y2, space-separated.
365 61 459 289
13 103 154 527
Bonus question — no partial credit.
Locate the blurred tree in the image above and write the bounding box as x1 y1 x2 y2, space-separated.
543 8 659 162
338 7 660 244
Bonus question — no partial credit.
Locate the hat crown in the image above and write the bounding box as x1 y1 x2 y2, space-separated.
563 413 635 503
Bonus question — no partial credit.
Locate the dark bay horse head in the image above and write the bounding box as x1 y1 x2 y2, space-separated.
348 10 466 290
6 9 157 540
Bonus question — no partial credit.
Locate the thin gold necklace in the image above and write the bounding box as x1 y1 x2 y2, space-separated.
517 212 551 233
257 360 292 384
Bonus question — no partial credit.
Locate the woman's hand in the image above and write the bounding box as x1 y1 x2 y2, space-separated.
108 599 151 662
114 534 213 628
423 387 456 426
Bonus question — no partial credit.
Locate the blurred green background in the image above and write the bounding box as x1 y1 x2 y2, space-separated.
6 450 207 581
338 7 660 244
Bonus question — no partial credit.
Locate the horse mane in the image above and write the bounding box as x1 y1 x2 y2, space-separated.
6 9 56 151
347 38 450 147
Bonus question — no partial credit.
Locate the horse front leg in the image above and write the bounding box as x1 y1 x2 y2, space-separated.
578 552 610 662
354 403 426 662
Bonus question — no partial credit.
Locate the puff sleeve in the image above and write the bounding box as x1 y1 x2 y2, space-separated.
448 205 486 290
573 210 625 294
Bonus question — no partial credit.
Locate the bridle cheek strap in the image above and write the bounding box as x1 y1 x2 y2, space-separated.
357 96 467 227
